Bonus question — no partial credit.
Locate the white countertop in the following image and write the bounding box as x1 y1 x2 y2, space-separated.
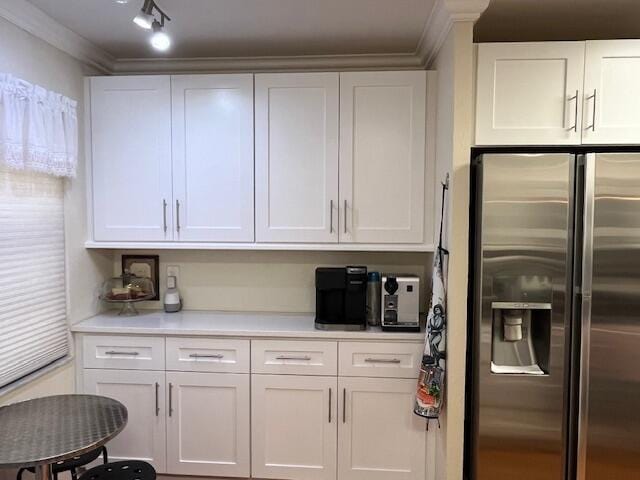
71 310 425 341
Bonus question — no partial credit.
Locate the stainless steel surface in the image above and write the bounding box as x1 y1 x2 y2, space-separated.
34 464 52 480
105 350 139 356
364 358 401 364
568 90 578 132
0 394 127 469
155 382 159 416
583 153 640 478
169 382 173 417
586 90 597 131
342 388 346 423
162 199 167 233
473 153 573 480
344 200 348 234
189 353 223 359
314 322 366 331
175 199 181 232
328 388 332 423
330 200 333 233
491 301 552 310
275 355 312 361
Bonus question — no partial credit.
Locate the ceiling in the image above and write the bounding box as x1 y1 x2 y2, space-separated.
476 0 640 42
26 0 435 59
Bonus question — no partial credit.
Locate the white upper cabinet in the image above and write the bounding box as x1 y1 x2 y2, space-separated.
582 40 640 144
255 73 339 243
90 76 173 241
171 75 254 242
475 42 586 145
339 71 426 244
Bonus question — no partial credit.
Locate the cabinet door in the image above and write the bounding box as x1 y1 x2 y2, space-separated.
338 377 426 480
339 71 426 244
166 372 250 477
83 369 166 473
171 74 254 242
90 76 173 241
255 73 339 243
251 374 337 480
475 42 586 145
583 40 640 144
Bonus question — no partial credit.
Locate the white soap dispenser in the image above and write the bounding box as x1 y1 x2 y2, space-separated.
164 275 182 313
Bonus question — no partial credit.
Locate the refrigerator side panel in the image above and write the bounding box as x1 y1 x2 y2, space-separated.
473 153 574 480
583 153 640 479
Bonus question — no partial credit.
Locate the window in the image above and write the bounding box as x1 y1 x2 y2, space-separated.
0 165 69 389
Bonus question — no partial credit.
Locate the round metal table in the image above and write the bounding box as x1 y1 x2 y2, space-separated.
0 395 127 480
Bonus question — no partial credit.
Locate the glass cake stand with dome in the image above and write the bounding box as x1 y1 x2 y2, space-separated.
100 271 155 315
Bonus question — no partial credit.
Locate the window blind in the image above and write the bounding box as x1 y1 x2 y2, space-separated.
0 165 69 388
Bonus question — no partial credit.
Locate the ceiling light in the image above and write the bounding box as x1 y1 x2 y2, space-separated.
133 0 154 29
150 20 171 51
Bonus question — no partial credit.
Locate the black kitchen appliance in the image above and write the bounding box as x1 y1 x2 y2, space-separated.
315 266 367 330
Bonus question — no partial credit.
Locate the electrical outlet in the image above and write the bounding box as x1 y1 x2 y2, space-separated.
167 265 180 282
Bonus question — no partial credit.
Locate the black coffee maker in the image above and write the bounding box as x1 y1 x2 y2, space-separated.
315 266 367 331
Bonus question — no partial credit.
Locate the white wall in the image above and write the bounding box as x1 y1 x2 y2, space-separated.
0 16 113 406
114 250 432 313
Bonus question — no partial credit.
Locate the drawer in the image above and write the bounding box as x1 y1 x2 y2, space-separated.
166 337 250 373
82 335 165 370
339 342 423 378
251 340 337 376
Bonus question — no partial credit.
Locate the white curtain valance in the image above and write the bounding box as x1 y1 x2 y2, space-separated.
0 73 78 178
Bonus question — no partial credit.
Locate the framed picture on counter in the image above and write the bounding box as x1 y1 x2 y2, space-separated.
122 254 160 301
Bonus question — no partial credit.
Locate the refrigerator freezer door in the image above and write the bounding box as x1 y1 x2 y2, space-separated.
472 153 574 480
579 153 640 479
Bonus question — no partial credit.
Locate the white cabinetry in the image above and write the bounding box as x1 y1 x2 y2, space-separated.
582 40 640 144
171 74 254 241
339 72 427 243
251 374 337 480
83 369 167 472
255 73 339 243
475 42 586 145
90 76 172 241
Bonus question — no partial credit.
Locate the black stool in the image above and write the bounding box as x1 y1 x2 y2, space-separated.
18 447 108 480
79 461 155 480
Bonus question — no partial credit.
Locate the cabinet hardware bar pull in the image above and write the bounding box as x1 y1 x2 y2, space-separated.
568 90 578 132
176 200 181 232
328 388 332 423
586 89 597 131
342 388 346 423
189 353 224 359
162 199 168 233
155 382 159 416
330 200 333 234
364 358 402 364
105 351 139 356
275 355 312 361
344 200 348 234
169 382 173 417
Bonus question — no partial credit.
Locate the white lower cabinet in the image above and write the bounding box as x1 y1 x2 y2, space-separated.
83 369 167 473
251 374 338 480
166 371 250 477
337 377 426 480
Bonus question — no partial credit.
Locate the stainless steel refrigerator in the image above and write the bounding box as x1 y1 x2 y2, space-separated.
467 151 640 480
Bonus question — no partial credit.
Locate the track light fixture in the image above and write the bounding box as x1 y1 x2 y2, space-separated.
132 0 172 51
150 19 171 51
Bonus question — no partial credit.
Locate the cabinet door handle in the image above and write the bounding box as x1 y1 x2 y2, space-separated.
330 200 334 234
275 355 312 361
342 388 347 423
343 200 348 234
328 388 332 423
586 89 597 131
568 90 578 132
169 382 173 417
162 199 168 233
105 350 139 356
364 358 402 364
189 353 224 359
175 200 181 233
155 382 159 416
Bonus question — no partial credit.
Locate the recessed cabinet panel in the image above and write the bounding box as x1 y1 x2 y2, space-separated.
171 75 254 241
339 72 426 243
475 42 585 145
255 73 339 243
583 40 640 144
91 76 173 241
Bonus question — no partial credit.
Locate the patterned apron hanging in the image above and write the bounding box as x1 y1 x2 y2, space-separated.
414 176 449 424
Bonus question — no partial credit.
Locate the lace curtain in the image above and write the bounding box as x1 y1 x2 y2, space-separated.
0 73 78 178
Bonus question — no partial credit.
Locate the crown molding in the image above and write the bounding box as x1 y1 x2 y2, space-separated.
415 0 490 67
0 0 115 73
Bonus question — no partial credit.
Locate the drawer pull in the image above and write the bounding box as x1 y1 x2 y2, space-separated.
189 353 224 359
276 355 312 361
364 358 402 364
105 350 140 356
